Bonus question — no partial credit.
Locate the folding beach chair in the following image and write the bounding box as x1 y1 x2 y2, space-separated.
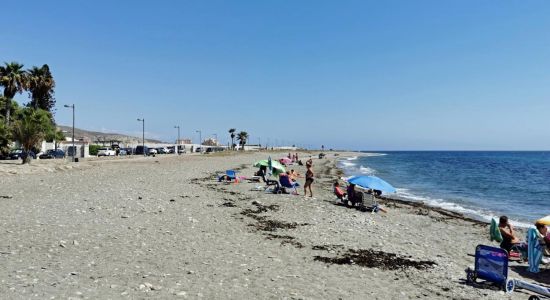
466 245 550 299
279 175 300 195
260 173 280 193
361 192 383 212
466 245 509 289
348 190 364 207
527 227 547 273
218 170 238 183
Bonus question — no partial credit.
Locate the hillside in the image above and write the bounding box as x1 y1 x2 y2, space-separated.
57 125 163 145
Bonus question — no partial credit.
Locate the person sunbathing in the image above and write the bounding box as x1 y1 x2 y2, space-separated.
333 181 347 202
498 216 526 254
535 222 550 256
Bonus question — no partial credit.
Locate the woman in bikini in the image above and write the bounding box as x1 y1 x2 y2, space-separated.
304 164 314 197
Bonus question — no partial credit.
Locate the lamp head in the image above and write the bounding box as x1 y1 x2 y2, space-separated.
64 104 71 108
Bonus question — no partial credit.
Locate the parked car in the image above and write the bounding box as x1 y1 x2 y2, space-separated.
9 149 36 160
118 149 128 156
122 147 133 155
97 148 116 157
8 149 23 160
148 148 158 155
178 147 186 154
39 149 66 159
134 145 149 156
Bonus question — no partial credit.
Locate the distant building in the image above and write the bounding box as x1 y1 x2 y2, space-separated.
177 138 192 144
202 138 218 146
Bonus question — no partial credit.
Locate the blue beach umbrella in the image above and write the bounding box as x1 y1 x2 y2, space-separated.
347 175 396 194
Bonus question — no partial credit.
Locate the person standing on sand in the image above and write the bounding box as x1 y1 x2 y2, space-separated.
304 163 314 197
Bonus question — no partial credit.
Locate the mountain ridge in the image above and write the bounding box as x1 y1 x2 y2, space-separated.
57 125 164 145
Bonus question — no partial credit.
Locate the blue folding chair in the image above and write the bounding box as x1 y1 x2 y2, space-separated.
218 170 238 182
466 245 509 290
279 175 300 194
226 170 237 181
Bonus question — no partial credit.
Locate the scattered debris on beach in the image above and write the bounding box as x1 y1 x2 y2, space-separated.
240 201 308 232
313 248 437 270
312 244 344 251
251 219 306 232
265 233 304 248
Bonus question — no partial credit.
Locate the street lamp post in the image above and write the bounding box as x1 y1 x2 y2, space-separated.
174 125 180 155
137 118 145 156
63 104 75 162
195 130 202 153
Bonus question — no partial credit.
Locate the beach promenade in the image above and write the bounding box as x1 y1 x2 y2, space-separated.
0 152 545 299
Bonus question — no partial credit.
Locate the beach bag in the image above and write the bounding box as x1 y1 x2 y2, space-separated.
490 219 503 243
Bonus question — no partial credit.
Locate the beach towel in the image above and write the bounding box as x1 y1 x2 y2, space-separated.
527 227 543 273
489 219 503 243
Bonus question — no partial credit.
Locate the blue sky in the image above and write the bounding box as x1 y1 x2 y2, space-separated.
2 1 550 150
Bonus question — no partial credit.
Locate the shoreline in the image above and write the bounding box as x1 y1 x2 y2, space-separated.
335 152 536 229
331 155 489 227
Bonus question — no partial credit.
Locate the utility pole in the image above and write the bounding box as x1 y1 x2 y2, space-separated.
64 104 75 162
137 118 145 156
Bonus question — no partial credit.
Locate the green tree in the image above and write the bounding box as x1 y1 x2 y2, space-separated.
228 128 236 150
0 62 28 126
11 108 55 164
0 120 10 154
237 131 248 151
45 128 65 150
27 64 56 112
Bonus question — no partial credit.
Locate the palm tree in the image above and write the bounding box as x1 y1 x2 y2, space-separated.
228 128 236 150
11 108 53 164
27 64 55 112
45 128 65 150
237 131 248 151
0 62 28 126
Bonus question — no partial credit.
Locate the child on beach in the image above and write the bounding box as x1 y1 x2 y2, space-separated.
290 169 300 181
304 163 314 197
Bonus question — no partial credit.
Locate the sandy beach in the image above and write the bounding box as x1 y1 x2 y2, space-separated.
0 151 547 299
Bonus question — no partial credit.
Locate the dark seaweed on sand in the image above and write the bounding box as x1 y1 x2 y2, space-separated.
241 201 308 232
314 248 436 271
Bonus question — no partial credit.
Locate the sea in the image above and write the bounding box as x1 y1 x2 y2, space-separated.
338 151 550 227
